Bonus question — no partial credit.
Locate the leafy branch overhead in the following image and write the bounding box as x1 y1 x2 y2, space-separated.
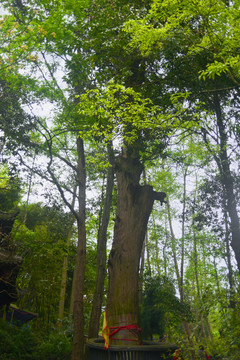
77 83 200 154
124 0 240 85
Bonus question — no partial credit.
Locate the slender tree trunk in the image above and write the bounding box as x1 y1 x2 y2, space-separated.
163 215 168 277
213 257 221 300
180 167 187 302
139 235 146 281
192 213 206 339
167 195 195 357
214 94 240 274
139 233 146 305
58 218 75 321
72 137 86 360
58 189 77 321
145 231 152 275
155 235 161 276
202 93 240 273
205 317 213 342
222 202 235 307
141 169 150 277
193 224 201 300
223 208 234 292
88 144 114 339
70 267 76 315
166 200 181 292
180 168 195 357
58 255 69 320
192 186 208 341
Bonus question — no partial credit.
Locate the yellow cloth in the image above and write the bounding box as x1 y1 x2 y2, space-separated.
102 309 110 349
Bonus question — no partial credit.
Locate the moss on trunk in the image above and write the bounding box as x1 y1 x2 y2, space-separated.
106 154 155 345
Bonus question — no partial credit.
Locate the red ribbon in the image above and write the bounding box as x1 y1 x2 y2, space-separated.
109 324 142 343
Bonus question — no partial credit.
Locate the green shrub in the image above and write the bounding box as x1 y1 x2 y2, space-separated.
0 321 72 360
36 332 72 360
0 322 36 360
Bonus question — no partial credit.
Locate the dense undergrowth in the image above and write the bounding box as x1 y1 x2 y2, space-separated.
1 300 240 360
0 321 72 360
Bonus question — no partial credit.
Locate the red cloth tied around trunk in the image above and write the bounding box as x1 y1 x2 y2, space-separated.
109 323 142 343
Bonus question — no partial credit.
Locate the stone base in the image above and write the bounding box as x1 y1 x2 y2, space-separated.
87 338 177 360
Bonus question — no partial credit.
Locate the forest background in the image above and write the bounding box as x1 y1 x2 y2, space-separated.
0 0 240 359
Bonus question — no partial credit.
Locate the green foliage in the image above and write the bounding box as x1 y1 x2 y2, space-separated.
77 83 168 147
13 203 76 324
125 0 240 84
1 0 240 357
0 181 19 211
0 166 22 211
18 203 74 238
36 331 72 360
207 302 240 360
0 321 73 360
141 275 191 339
140 276 165 339
0 322 37 360
77 83 202 156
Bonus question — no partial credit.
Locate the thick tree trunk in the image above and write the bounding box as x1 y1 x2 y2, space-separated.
72 137 86 360
106 154 161 345
88 145 114 339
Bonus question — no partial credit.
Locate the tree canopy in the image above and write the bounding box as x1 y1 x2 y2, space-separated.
0 0 240 359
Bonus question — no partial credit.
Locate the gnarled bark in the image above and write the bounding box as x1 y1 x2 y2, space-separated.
106 153 164 345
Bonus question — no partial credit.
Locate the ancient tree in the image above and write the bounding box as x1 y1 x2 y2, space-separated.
105 148 166 345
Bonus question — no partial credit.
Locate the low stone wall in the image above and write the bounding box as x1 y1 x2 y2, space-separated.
87 338 177 360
